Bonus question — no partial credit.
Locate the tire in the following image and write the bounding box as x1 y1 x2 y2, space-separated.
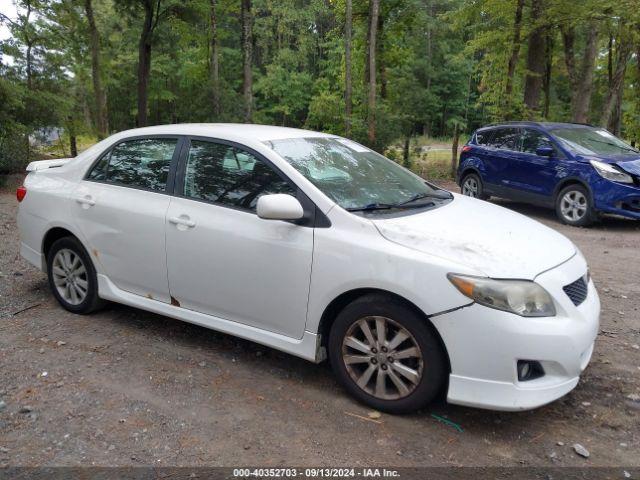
555 184 595 227
46 236 105 314
328 294 447 414
460 172 488 200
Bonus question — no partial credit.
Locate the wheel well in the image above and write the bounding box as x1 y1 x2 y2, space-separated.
459 168 480 185
554 179 592 204
42 227 76 259
318 288 451 372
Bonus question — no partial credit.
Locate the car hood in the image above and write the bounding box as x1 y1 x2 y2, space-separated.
577 154 640 176
371 194 576 279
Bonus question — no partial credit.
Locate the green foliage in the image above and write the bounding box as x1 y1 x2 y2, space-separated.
1 0 639 176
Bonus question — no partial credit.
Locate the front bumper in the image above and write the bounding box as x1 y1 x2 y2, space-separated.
592 177 640 220
431 252 600 411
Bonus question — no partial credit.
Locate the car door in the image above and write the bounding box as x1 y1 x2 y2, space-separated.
482 127 522 192
165 138 314 339
510 128 561 198
73 136 182 303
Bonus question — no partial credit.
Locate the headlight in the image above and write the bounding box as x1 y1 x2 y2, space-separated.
447 274 556 317
590 160 633 184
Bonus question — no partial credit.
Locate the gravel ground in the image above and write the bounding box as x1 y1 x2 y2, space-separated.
0 179 639 468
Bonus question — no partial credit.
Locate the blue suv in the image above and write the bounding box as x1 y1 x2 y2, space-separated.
457 122 640 226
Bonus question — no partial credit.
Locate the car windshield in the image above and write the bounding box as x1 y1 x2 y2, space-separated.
265 137 451 211
550 127 638 156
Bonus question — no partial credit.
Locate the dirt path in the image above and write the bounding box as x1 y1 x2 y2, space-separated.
0 185 639 467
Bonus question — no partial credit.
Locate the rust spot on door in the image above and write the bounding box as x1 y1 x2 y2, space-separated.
171 296 180 307
145 293 154 300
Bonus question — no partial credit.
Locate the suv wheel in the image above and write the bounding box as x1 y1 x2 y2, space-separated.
555 184 595 227
328 294 446 413
461 173 487 200
47 236 105 314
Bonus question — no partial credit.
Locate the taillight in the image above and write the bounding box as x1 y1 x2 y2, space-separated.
16 186 27 202
462 145 472 153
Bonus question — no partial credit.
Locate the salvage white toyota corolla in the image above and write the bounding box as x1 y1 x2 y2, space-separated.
17 124 600 412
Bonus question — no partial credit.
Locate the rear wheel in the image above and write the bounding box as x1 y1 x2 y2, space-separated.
47 237 105 314
461 172 488 200
328 294 447 413
555 184 595 227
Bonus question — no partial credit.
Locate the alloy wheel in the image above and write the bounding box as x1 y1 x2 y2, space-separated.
51 248 89 306
462 177 479 197
341 316 424 400
560 190 587 222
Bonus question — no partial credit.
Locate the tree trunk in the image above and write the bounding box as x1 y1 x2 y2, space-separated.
344 0 352 137
523 0 545 115
241 0 253 123
210 0 220 118
563 25 598 123
504 0 525 116
136 0 155 127
543 31 552 118
451 123 459 178
600 38 632 128
24 1 33 90
85 0 108 138
70 134 78 157
402 135 410 168
378 12 387 100
367 0 380 145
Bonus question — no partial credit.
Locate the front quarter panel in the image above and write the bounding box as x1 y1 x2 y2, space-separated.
305 206 480 335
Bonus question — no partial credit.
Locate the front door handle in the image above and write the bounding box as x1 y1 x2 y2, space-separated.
168 215 196 228
76 195 96 207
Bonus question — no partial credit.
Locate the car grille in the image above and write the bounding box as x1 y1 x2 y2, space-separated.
563 276 588 306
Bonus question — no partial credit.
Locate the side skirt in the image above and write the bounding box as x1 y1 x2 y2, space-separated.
97 274 322 363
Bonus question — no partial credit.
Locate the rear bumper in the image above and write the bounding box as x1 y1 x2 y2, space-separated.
432 253 600 411
592 178 640 220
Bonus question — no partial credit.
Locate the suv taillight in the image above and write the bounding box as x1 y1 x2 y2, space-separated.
16 186 27 202
461 146 472 153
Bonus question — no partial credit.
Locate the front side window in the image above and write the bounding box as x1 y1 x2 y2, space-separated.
520 129 553 154
489 128 520 151
266 137 451 211
183 140 295 211
549 127 638 156
88 138 178 191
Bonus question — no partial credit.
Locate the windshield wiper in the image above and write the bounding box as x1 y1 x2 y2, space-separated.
397 191 451 206
346 202 396 212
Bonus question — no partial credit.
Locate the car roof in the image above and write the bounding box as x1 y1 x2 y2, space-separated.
110 123 335 142
476 121 594 132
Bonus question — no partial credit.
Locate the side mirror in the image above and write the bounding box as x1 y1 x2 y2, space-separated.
536 146 554 157
257 194 304 221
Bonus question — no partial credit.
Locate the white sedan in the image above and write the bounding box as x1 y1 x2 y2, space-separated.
16 124 600 412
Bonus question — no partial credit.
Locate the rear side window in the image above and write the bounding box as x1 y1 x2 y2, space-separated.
87 138 178 192
520 129 553 154
489 128 520 150
183 140 295 212
475 130 494 146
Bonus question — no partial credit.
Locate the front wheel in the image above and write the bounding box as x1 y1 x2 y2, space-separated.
328 294 447 413
555 184 595 227
47 236 105 314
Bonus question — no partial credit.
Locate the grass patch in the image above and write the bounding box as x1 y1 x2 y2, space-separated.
386 136 458 181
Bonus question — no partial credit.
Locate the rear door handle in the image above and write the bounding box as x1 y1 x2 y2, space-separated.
168 215 196 228
76 195 96 207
